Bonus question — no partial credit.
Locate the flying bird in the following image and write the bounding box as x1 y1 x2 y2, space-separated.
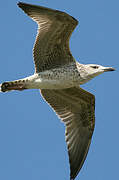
0 2 115 180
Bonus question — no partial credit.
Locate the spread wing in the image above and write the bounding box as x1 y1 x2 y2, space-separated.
41 87 95 180
18 2 78 73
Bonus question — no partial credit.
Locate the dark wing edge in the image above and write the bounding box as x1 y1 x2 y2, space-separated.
41 87 95 180
18 2 78 72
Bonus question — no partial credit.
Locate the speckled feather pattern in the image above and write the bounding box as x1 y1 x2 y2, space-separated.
0 3 95 179
0 2 114 180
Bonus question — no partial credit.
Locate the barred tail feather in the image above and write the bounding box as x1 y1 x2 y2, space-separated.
0 80 27 92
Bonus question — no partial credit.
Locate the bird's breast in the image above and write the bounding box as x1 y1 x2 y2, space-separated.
34 66 81 89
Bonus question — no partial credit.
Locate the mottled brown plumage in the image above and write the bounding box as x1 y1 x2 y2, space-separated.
41 87 95 179
18 2 78 73
0 2 115 180
17 3 95 179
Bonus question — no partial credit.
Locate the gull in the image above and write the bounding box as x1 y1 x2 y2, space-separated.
0 2 115 180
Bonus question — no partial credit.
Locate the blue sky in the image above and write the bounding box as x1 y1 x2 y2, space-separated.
0 0 118 180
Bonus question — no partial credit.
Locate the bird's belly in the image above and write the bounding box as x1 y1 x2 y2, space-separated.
34 78 79 89
29 69 81 89
26 66 82 89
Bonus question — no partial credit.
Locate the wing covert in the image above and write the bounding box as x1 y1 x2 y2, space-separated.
41 87 95 180
18 2 78 72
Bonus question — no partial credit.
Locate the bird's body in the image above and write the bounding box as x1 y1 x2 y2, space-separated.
23 62 82 90
3 62 97 91
0 2 115 180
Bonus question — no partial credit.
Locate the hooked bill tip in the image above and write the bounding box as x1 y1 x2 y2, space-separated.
104 67 115 72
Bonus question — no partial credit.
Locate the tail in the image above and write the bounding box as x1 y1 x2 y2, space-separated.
0 80 27 92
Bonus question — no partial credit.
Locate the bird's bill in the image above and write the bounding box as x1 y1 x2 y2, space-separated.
103 67 115 72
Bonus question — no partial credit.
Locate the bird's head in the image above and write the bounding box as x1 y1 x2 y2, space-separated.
78 63 115 84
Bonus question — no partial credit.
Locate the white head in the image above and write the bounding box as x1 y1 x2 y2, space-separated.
78 63 115 84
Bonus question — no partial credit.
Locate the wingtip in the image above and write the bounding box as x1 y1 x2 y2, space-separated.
0 84 2 92
17 1 21 6
17 2 22 8
17 2 27 7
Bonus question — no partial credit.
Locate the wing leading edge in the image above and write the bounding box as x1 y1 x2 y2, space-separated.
18 2 78 73
41 87 95 179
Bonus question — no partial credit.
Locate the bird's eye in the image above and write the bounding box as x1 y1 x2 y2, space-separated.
91 66 98 69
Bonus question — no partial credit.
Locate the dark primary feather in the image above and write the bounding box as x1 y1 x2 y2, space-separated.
41 87 95 179
18 2 78 73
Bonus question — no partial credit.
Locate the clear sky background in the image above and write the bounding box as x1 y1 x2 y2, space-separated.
0 0 118 180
